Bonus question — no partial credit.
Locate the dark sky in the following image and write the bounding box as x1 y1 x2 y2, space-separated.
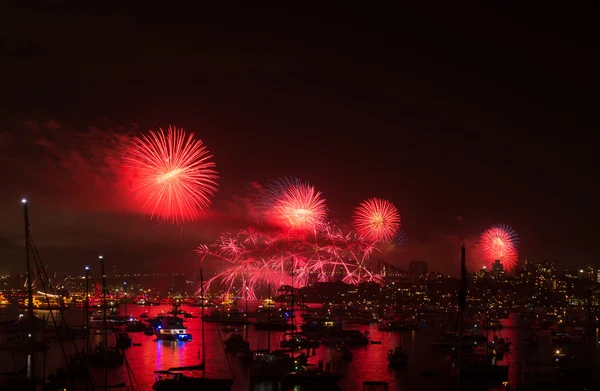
1 4 598 275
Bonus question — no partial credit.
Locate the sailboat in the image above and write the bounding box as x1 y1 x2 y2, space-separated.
89 256 124 369
249 284 295 382
13 199 45 389
237 286 254 360
152 269 233 391
453 245 508 388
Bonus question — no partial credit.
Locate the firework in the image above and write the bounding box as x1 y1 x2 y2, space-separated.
480 223 519 271
353 198 401 242
124 126 218 223
261 177 326 231
197 223 382 299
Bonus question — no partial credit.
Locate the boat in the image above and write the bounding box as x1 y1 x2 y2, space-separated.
90 256 125 369
0 292 11 306
249 284 296 381
89 344 124 368
89 308 121 325
237 342 254 361
341 310 379 324
280 333 319 349
249 349 296 381
253 317 296 331
320 329 369 346
363 381 389 391
237 291 254 360
224 333 245 351
116 332 132 349
153 371 233 391
377 319 420 331
18 294 67 310
203 309 249 324
152 269 233 391
134 296 159 306
125 319 146 332
452 246 508 387
281 364 343 387
429 338 474 350
154 304 192 342
387 346 408 367
300 317 339 337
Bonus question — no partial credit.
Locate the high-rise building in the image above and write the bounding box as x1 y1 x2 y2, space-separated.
476 266 488 281
491 260 507 281
524 258 536 272
537 261 556 290
584 265 595 281
408 261 428 281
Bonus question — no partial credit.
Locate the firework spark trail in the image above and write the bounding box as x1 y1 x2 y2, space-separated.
480 223 519 271
124 126 218 224
196 222 384 298
353 198 401 242
196 179 402 298
261 177 327 232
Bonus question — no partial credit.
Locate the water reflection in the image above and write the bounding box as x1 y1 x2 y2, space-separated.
1 305 599 390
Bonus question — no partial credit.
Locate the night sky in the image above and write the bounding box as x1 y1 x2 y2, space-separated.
1 4 597 275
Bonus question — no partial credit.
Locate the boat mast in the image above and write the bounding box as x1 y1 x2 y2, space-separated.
100 255 108 388
123 282 127 318
85 266 90 353
200 269 206 378
457 245 467 390
245 285 249 342
22 199 35 380
267 284 271 353
290 259 294 359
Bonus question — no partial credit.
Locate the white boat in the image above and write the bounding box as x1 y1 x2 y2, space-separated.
155 316 192 342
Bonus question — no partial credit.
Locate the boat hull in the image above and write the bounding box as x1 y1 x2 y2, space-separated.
153 377 233 391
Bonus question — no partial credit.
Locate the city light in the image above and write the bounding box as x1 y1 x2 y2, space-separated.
21 198 27 204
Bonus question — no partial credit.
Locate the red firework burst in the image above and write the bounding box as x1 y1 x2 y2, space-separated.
480 224 519 271
353 198 401 242
264 178 327 231
124 126 218 223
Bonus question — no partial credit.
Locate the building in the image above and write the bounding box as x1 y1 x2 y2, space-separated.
490 260 507 281
584 265 595 281
536 261 557 290
408 261 428 281
524 258 536 272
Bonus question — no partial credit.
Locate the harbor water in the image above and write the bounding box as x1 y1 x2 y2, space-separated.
1 304 599 390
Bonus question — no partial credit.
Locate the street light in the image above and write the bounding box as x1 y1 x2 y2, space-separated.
21 198 28 204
